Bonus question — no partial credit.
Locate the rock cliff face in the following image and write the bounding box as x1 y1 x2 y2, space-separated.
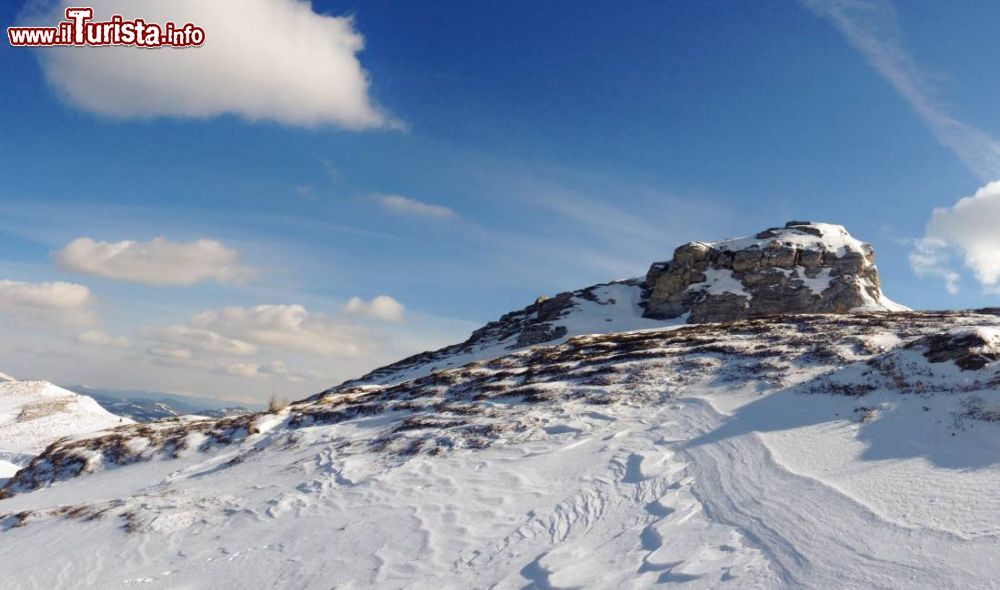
643 221 906 323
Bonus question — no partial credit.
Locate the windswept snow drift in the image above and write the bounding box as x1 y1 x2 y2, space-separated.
6 311 1000 588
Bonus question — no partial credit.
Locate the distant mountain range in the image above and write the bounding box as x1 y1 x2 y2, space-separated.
67 385 256 422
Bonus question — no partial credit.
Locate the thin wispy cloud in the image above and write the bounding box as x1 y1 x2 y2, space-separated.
804 0 1000 181
375 194 458 219
77 330 133 349
806 0 1000 293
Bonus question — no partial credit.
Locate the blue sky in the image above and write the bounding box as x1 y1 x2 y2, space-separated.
3 0 1000 402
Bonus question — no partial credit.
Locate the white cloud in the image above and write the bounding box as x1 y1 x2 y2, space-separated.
807 2 1000 294
909 237 961 294
77 330 132 349
191 304 378 357
218 362 263 379
144 325 258 355
148 345 193 360
27 0 396 129
132 302 386 386
343 295 405 322
142 339 317 382
258 360 322 383
376 194 457 219
0 279 92 311
0 279 94 324
912 181 1000 292
803 0 1000 180
55 237 256 286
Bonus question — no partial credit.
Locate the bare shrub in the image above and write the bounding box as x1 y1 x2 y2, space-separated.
267 394 290 413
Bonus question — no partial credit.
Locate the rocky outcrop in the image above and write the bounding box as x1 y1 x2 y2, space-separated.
329 222 906 389
643 221 905 323
915 328 1000 371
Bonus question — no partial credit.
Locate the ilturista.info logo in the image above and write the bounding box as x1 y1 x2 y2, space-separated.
8 7 205 47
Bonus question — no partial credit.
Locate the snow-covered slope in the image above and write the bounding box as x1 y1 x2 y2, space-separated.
7 311 1000 587
0 379 131 482
340 280 681 388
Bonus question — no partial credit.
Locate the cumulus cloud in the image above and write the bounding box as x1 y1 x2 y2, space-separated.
343 295 405 322
26 0 396 129
0 279 92 311
912 181 1000 292
55 237 256 286
134 301 389 386
191 304 378 357
376 194 457 219
77 330 132 349
144 325 258 355
0 279 94 324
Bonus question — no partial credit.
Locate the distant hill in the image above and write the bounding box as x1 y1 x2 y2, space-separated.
67 385 255 422
0 378 131 482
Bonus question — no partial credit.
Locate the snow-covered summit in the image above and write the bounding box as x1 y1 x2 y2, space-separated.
644 221 906 322
706 221 870 257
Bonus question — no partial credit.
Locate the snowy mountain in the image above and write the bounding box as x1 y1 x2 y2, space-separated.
0 378 131 484
341 221 902 388
70 385 254 422
4 223 1000 588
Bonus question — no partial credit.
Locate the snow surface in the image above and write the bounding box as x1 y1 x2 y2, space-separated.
0 380 131 485
6 313 1000 588
690 268 750 297
550 283 678 335
706 222 869 257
